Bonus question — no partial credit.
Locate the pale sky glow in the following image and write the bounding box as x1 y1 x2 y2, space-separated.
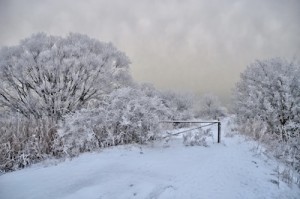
0 0 299 104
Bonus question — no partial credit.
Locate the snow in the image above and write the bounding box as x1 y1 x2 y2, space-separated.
0 119 299 199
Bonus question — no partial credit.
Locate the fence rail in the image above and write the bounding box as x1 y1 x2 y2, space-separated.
159 120 221 143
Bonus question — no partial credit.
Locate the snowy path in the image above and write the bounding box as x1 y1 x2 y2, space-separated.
0 122 299 199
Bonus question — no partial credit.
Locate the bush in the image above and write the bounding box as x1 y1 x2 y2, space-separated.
54 87 171 157
196 93 227 120
233 57 300 185
183 128 212 147
0 113 56 172
233 58 300 141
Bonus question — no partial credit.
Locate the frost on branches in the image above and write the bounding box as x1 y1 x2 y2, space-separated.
0 33 131 121
0 112 56 172
55 87 172 157
233 57 300 175
159 91 196 126
233 58 300 141
0 33 199 172
0 33 133 171
183 128 212 147
197 93 227 120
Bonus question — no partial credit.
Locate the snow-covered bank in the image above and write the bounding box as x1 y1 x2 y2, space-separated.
0 124 299 199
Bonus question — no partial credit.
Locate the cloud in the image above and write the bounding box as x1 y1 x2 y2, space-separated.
1 0 299 104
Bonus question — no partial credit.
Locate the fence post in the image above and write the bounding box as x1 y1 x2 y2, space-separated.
217 119 221 143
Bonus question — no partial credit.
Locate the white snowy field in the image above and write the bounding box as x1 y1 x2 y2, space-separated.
0 119 299 199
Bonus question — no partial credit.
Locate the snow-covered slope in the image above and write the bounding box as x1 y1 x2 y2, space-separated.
0 120 299 199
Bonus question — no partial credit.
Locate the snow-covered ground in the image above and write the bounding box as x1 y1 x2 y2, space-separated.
0 119 299 199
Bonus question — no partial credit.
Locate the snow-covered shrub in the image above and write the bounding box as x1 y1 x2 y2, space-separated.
196 93 227 120
55 87 171 157
270 137 300 172
53 109 105 157
224 119 236 137
183 128 212 147
233 58 300 142
237 118 268 142
159 91 197 128
233 57 300 184
0 113 56 172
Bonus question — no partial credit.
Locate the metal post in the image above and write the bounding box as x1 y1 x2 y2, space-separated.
217 119 221 143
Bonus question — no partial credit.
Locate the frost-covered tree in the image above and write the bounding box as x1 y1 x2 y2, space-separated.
198 93 226 119
233 58 300 141
160 91 196 120
233 58 300 179
0 33 131 120
55 87 171 157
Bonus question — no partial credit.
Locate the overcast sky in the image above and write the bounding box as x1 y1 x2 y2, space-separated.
0 0 299 104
